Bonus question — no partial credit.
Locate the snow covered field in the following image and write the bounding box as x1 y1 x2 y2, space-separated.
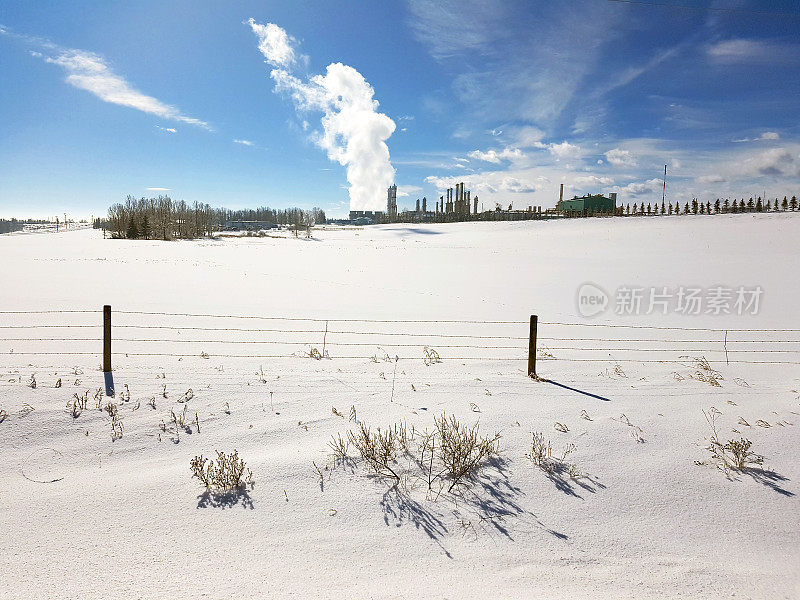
1 215 799 599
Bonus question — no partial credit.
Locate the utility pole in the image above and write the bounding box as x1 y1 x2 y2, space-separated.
662 164 667 207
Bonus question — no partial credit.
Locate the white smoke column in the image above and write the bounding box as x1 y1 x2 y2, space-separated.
248 19 395 211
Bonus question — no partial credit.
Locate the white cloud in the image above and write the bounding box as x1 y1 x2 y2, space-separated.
742 147 800 177
604 148 637 167
251 20 396 212
35 48 210 130
573 175 614 187
697 174 725 184
513 126 546 149
247 18 301 68
612 178 663 197
233 139 254 146
156 126 177 133
396 185 422 197
425 173 537 195
547 141 581 159
733 131 781 143
468 147 524 163
147 187 170 191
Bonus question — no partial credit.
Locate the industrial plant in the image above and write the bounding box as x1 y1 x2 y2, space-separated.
341 182 618 224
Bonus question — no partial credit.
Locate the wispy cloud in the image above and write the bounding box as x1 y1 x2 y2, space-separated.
233 139 255 146
410 0 622 128
707 39 800 65
156 125 177 134
30 46 212 130
733 131 780 143
147 187 170 191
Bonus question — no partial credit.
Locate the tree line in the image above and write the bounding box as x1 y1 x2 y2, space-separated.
0 218 55 235
619 195 798 217
104 196 326 239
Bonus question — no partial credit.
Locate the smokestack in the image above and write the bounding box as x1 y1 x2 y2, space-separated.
559 183 564 205
422 197 427 212
416 198 420 212
474 196 478 214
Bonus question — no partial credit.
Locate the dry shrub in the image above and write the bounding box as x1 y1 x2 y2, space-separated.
334 414 499 493
683 356 723 387
68 391 89 418
423 346 441 366
527 432 579 476
434 414 499 490
190 450 252 490
702 408 763 472
328 432 350 464
529 432 552 466
348 422 401 480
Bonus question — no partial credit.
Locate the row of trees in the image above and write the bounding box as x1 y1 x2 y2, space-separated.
0 218 25 234
214 206 326 227
621 196 798 217
104 196 327 240
0 218 57 235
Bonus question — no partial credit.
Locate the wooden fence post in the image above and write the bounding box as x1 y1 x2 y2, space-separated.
528 314 538 378
103 305 111 373
103 305 114 396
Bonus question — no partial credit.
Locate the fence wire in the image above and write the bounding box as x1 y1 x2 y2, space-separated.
0 309 798 365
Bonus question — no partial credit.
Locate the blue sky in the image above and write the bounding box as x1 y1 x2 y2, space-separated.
1 0 799 218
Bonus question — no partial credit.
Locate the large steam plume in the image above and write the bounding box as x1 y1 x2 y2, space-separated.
248 19 395 211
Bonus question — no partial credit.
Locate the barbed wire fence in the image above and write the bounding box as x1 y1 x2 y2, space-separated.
1 309 799 371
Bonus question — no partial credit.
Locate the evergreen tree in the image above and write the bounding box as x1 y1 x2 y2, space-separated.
706 201 711 214
141 213 151 239
633 203 637 214
747 197 754 211
684 202 689 214
765 199 771 211
782 196 789 210
723 198 729 212
126 218 139 239
626 203 630 215
731 200 738 213
691 199 698 214
668 203 673 215
714 199 720 213
699 203 705 214
756 197 763 212
647 203 651 214
792 196 798 211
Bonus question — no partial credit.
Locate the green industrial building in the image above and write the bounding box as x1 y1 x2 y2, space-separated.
558 193 617 215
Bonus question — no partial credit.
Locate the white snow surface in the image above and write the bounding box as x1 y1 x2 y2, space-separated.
1 215 799 599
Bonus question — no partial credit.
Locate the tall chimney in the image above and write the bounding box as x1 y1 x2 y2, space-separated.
474 196 478 214
422 197 427 213
559 183 564 205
